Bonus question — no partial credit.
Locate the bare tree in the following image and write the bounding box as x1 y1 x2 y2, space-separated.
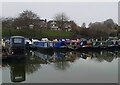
53 12 69 30
88 19 116 39
81 22 86 28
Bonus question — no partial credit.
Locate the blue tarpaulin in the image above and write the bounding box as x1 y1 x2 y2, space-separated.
54 42 62 48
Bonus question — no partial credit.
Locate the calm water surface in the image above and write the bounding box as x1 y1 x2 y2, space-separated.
2 50 119 83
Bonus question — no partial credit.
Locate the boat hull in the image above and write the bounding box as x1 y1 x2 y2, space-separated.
35 46 54 55
54 47 74 52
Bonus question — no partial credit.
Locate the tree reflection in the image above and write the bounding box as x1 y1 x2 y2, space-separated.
71 50 119 63
91 51 115 62
2 50 120 83
54 62 70 71
25 51 42 74
25 64 41 75
53 52 70 70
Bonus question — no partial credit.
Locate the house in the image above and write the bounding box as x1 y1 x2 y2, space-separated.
29 24 34 29
50 21 59 30
63 21 72 31
39 19 47 28
47 21 59 30
47 20 72 31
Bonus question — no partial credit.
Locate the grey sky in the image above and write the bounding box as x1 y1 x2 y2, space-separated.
118 2 120 26
2 2 118 26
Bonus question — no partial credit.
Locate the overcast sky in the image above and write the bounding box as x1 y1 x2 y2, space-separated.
2 2 118 26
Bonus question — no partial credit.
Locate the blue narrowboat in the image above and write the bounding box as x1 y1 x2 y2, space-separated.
53 38 72 52
32 40 54 53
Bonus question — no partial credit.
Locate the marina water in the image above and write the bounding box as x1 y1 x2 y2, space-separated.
2 50 119 83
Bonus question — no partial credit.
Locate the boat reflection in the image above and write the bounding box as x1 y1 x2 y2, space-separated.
34 50 120 63
2 50 120 83
2 59 26 83
10 60 25 82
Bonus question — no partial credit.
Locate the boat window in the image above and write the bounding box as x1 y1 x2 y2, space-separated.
94 42 100 46
107 41 113 45
14 38 22 43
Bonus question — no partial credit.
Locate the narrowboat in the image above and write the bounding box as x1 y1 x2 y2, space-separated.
5 36 26 57
32 40 54 53
98 41 119 50
78 40 93 51
93 41 100 48
65 40 80 50
25 38 36 50
107 40 120 50
53 41 69 51
92 41 108 51
92 40 120 51
53 38 73 52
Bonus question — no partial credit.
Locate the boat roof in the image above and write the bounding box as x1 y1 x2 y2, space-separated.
10 36 25 39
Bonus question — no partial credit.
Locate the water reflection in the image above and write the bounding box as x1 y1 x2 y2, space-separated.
53 52 71 70
90 51 118 62
10 60 25 82
2 59 26 82
25 51 42 74
2 50 120 83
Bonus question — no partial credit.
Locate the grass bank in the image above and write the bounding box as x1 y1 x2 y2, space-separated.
2 28 74 39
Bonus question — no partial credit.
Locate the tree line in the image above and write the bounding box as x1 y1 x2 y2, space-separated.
1 10 120 39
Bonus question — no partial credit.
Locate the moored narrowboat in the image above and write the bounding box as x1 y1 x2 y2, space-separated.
32 40 54 52
77 39 93 51
92 40 120 51
65 40 80 50
25 39 32 50
5 36 26 58
10 36 25 54
53 38 73 52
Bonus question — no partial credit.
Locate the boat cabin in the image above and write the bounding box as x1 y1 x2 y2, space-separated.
9 36 25 55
